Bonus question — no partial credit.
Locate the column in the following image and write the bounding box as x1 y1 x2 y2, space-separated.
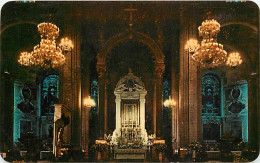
97 64 106 137
153 79 157 134
84 106 90 158
115 94 121 131
140 94 146 134
248 74 259 150
171 66 179 150
178 6 200 147
104 78 108 134
155 64 164 138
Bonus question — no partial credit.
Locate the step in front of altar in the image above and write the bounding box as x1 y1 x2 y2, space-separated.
114 148 146 159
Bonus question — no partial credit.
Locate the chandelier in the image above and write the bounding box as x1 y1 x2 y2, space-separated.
226 52 242 68
32 39 65 68
18 22 73 68
38 22 60 40
186 12 227 68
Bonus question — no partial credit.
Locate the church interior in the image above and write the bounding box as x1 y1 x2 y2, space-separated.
0 1 259 162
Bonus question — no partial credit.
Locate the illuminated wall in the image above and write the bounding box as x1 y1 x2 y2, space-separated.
13 82 40 142
201 71 248 142
13 74 59 144
223 81 248 142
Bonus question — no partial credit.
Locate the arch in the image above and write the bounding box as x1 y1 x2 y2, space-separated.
221 21 258 32
0 21 38 35
97 30 165 66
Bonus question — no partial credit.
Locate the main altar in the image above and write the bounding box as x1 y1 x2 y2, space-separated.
111 70 149 159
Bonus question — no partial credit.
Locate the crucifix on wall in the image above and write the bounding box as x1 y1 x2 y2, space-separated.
124 4 137 30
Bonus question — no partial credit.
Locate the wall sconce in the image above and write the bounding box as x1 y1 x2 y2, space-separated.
83 96 95 108
163 96 176 108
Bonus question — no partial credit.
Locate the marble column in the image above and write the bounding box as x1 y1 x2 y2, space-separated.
153 79 157 134
115 94 121 132
140 94 146 134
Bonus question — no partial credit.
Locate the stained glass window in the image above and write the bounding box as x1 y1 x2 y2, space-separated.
90 80 98 112
41 75 59 115
202 74 221 116
90 79 98 140
163 80 170 101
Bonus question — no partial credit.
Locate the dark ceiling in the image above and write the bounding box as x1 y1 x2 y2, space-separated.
1 1 259 79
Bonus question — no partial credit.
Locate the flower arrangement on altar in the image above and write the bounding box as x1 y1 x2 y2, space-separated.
92 140 108 152
104 134 112 144
152 143 167 152
188 141 203 152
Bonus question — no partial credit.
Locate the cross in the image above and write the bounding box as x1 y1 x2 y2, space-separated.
124 4 137 29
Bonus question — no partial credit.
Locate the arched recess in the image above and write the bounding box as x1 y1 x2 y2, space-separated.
96 30 165 137
201 68 226 142
96 30 165 70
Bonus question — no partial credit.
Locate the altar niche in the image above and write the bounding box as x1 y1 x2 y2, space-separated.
111 70 148 146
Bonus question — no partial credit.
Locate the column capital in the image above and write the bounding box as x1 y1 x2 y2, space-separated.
115 98 121 103
155 64 165 78
140 98 145 103
96 64 106 78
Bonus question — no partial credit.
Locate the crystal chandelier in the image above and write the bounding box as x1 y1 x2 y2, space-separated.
18 22 72 68
32 39 65 68
226 52 242 67
187 12 227 68
38 22 60 40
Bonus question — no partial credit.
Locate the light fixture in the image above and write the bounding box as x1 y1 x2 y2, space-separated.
186 12 227 68
163 96 176 108
37 22 60 40
59 37 74 52
31 39 65 68
185 39 199 54
83 96 96 108
18 52 33 66
18 22 73 69
226 52 242 68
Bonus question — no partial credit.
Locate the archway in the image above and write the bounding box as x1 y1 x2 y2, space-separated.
96 30 165 137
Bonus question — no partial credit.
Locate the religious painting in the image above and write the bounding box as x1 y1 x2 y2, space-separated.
123 104 137 125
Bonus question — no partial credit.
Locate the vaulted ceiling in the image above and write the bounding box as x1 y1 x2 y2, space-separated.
1 1 258 80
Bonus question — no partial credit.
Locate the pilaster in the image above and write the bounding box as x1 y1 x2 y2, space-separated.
179 6 201 147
